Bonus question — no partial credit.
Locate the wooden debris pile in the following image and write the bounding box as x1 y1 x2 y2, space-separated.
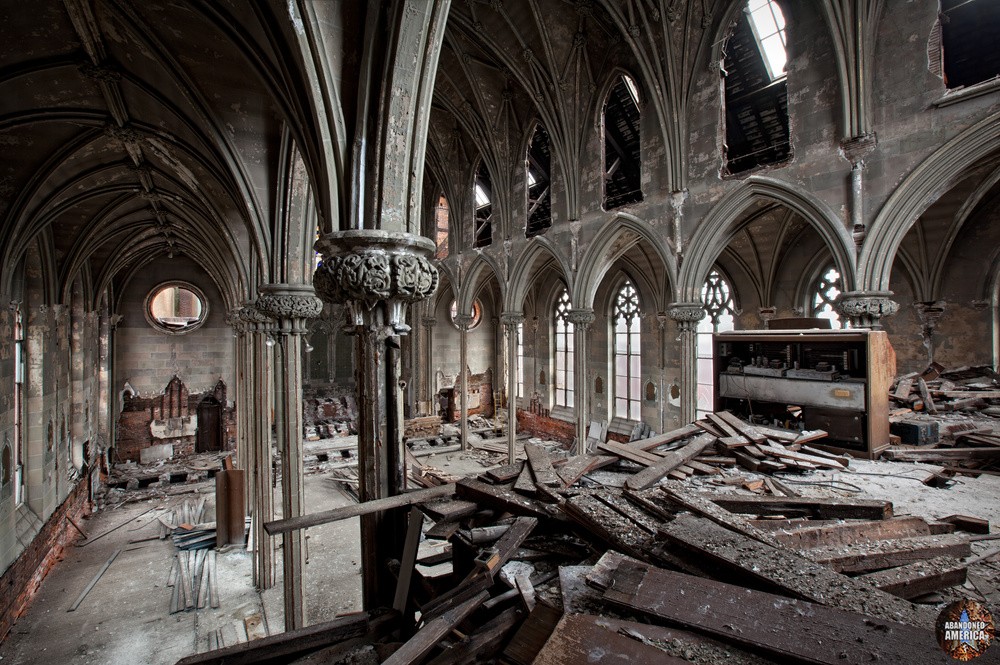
193 411 998 665
890 363 1000 415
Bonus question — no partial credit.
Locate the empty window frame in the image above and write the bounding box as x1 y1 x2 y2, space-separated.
516 321 524 398
554 289 574 408
811 266 843 329
696 269 737 419
435 193 450 259
474 162 493 248
723 0 790 174
940 0 1000 89
526 124 552 238
613 280 642 420
13 302 25 504
603 74 643 209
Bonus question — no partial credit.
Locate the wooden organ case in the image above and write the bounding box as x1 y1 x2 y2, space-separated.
712 329 895 458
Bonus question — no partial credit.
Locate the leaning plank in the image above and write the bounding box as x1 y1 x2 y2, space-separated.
502 602 564 665
68 548 122 611
174 613 374 665
806 534 972 573
475 516 538 576
382 591 489 665
597 440 663 466
658 487 781 547
264 484 455 535
859 556 968 600
705 412 743 439
629 423 701 451
659 514 935 627
524 444 562 488
456 478 550 518
555 454 616 487
602 560 950 664
393 507 425 615
424 607 522 665
533 613 689 665
713 411 768 444
625 434 716 490
770 516 932 550
561 494 653 558
707 495 893 520
759 443 848 470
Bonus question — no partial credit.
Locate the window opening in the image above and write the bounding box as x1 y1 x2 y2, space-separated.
697 270 736 419
517 321 524 398
723 0 790 174
13 303 25 504
435 194 450 259
450 299 483 330
603 74 643 209
526 124 552 238
940 0 1000 89
474 162 493 248
554 289 574 408
613 280 642 420
145 282 208 334
811 266 843 329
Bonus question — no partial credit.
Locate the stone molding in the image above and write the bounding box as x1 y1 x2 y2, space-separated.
314 230 438 334
256 284 323 335
453 314 475 331
566 308 595 327
836 291 899 329
238 302 275 333
499 312 525 329
667 302 706 331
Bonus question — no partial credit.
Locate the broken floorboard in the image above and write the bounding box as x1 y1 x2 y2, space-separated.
706 494 893 520
533 613 689 665
806 533 972 573
769 516 933 549
602 559 956 665
859 556 968 600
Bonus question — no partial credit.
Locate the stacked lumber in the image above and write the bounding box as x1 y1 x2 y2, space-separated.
236 446 997 665
168 548 220 613
404 415 442 439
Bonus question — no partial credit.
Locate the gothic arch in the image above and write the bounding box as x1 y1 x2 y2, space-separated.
860 110 1000 291
504 238 572 313
680 175 855 302
457 254 505 316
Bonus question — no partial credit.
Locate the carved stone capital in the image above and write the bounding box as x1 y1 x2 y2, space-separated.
836 291 899 329
256 284 323 335
227 308 248 334
566 308 595 328
238 302 275 333
840 133 878 167
313 230 438 334
499 312 525 330
667 302 706 332
453 314 475 331
421 318 437 329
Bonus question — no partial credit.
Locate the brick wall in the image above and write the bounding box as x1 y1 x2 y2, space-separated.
516 409 575 446
0 473 90 642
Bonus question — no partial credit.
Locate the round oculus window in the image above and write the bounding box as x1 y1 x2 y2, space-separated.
450 299 483 330
145 282 208 334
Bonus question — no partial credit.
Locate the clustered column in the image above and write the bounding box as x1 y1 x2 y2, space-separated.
500 312 524 462
567 309 594 455
313 230 438 610
667 303 705 424
453 313 474 451
421 317 436 414
255 284 323 631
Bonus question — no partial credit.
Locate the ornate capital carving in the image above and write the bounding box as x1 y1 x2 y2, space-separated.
840 132 878 167
256 284 323 335
499 312 525 330
421 317 437 329
226 308 248 334
566 308 595 328
453 314 475 331
238 302 275 333
314 230 438 334
667 302 706 332
836 291 899 329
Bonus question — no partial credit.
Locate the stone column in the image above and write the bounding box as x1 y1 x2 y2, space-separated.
914 301 946 364
656 313 669 434
421 318 436 414
567 309 595 455
836 291 899 329
313 230 438 610
453 313 474 451
256 284 323 631
239 304 276 590
841 134 878 248
668 303 705 424
500 312 524 462
226 310 249 486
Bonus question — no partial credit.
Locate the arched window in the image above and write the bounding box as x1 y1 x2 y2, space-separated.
554 289 574 408
697 269 737 419
434 193 449 259
12 301 25 504
474 162 493 248
939 0 1000 89
603 74 643 209
613 280 642 420
516 321 524 398
526 124 551 238
723 0 790 174
811 266 842 329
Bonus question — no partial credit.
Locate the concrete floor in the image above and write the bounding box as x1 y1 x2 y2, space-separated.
0 470 365 665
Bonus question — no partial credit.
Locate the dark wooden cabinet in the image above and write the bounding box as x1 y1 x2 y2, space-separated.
713 329 894 458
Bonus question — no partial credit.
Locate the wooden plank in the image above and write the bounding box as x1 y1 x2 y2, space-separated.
859 556 968 599
424 607 522 665
882 447 1000 461
806 534 972 573
456 478 549 518
175 612 373 665
759 443 848 469
68 548 122 611
893 377 914 400
940 514 990 534
555 454 616 487
393 507 425 615
597 440 662 466
474 516 538 576
705 412 742 439
602 560 950 664
485 461 524 484
561 494 653 558
658 514 936 628
533 613 688 665
419 498 478 522
714 410 768 443
770 516 932 550
513 463 537 496
524 444 562 487
917 378 938 413
382 591 489 665
265 484 455 535
707 495 893 520
625 434 716 490
630 423 701 451
658 487 781 546
502 601 563 665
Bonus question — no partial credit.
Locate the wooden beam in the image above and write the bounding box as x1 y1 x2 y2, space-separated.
807 534 972 573
456 479 549 518
859 556 967 599
706 495 893 520
393 507 425 616
264 484 455 535
68 548 122 612
524 444 562 488
533 613 689 665
475 516 538 576
770 517 932 550
382 591 489 665
625 434 716 490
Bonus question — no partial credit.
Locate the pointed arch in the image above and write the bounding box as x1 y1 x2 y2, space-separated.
680 176 855 302
457 253 505 316
505 238 572 313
